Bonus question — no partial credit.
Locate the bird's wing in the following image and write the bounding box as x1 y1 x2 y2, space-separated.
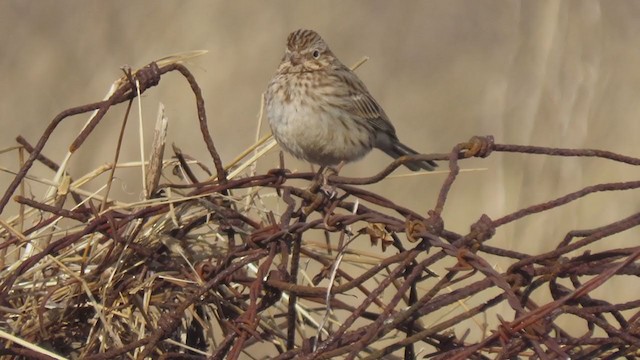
351 93 397 137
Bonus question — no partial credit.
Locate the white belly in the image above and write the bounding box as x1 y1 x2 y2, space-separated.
267 89 373 166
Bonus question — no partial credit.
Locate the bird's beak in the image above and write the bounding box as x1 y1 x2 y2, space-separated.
287 51 302 66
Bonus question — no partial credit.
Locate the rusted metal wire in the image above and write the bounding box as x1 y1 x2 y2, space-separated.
1 59 640 359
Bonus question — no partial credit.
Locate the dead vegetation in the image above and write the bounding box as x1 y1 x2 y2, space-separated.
1 55 640 359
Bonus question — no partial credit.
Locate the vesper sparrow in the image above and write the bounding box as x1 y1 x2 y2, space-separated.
265 29 437 172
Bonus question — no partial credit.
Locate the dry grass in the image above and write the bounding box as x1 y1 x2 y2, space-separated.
1 55 640 360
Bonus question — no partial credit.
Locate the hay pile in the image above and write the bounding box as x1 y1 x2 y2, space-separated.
1 55 640 359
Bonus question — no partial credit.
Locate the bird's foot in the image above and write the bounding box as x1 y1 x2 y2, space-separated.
319 164 343 198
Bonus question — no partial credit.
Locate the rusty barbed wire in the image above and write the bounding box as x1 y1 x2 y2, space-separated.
0 59 639 360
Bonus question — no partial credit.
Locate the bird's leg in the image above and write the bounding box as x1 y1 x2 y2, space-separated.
320 161 345 198
309 165 326 193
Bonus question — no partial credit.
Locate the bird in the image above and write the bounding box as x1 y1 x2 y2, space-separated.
265 29 436 172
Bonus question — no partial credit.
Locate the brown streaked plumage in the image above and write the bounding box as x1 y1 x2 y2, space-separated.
265 29 437 171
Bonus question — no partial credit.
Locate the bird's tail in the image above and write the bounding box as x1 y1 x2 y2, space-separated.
382 142 437 172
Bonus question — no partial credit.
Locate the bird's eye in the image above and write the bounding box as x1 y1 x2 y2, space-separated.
312 50 321 59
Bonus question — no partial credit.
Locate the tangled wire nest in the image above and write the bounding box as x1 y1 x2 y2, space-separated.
1 54 640 360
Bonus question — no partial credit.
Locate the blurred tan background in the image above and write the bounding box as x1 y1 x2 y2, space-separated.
1 0 640 342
